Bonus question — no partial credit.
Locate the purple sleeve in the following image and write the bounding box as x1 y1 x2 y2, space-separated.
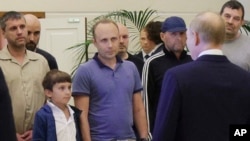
72 64 91 96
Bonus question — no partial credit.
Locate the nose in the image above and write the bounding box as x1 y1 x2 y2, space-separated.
228 17 233 24
17 27 23 34
176 34 182 40
107 40 113 48
66 88 71 95
29 34 34 41
119 36 124 44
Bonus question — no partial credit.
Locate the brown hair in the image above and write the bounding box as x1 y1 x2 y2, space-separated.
0 11 24 31
42 69 71 91
145 21 163 44
220 0 245 20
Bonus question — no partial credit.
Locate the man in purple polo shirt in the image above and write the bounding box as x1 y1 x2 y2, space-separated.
72 19 148 141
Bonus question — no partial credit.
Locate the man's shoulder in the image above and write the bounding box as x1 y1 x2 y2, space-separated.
152 44 164 54
127 53 144 65
76 59 97 71
122 59 142 73
142 51 165 70
224 34 250 46
27 50 49 65
134 51 143 57
123 59 138 66
0 47 12 59
239 34 250 40
36 48 55 59
27 50 46 59
147 51 166 63
36 48 49 54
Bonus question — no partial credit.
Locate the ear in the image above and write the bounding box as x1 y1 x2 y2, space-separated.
194 31 200 46
1 29 6 38
44 89 53 98
160 32 165 40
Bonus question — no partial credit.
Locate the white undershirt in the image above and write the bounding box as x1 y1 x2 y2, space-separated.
47 100 76 141
198 49 223 57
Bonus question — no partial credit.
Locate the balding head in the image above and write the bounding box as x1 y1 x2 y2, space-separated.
190 11 225 45
117 23 129 34
24 14 41 51
187 11 225 60
116 23 129 58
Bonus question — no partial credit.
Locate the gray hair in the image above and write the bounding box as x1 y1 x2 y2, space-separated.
0 11 24 31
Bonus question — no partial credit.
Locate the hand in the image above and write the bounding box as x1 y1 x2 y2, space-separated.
16 133 25 141
21 130 33 141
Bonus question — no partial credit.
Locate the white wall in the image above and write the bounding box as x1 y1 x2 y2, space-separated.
3 0 250 27
2 0 249 54
238 0 250 20
1 0 227 12
2 0 249 21
2 0 249 23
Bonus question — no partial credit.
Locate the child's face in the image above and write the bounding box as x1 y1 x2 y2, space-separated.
49 82 72 108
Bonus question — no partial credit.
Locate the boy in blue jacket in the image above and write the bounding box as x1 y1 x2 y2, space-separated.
33 70 82 141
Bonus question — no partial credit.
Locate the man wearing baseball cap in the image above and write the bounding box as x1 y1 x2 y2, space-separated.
142 16 193 136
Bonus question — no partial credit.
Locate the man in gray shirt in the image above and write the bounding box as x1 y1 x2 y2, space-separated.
220 0 250 71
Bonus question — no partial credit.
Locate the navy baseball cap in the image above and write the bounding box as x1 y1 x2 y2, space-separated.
161 16 187 32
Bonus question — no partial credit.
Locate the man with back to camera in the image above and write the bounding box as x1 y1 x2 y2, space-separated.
24 14 58 70
153 11 250 141
142 16 192 134
220 0 250 71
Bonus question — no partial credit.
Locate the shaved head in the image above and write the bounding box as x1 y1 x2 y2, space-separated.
117 23 129 34
116 23 129 58
24 14 40 27
24 14 41 51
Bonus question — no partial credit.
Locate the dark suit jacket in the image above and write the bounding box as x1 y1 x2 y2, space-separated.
36 48 58 70
153 55 250 141
0 68 16 141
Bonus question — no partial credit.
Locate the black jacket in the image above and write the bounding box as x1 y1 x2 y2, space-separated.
0 68 17 141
